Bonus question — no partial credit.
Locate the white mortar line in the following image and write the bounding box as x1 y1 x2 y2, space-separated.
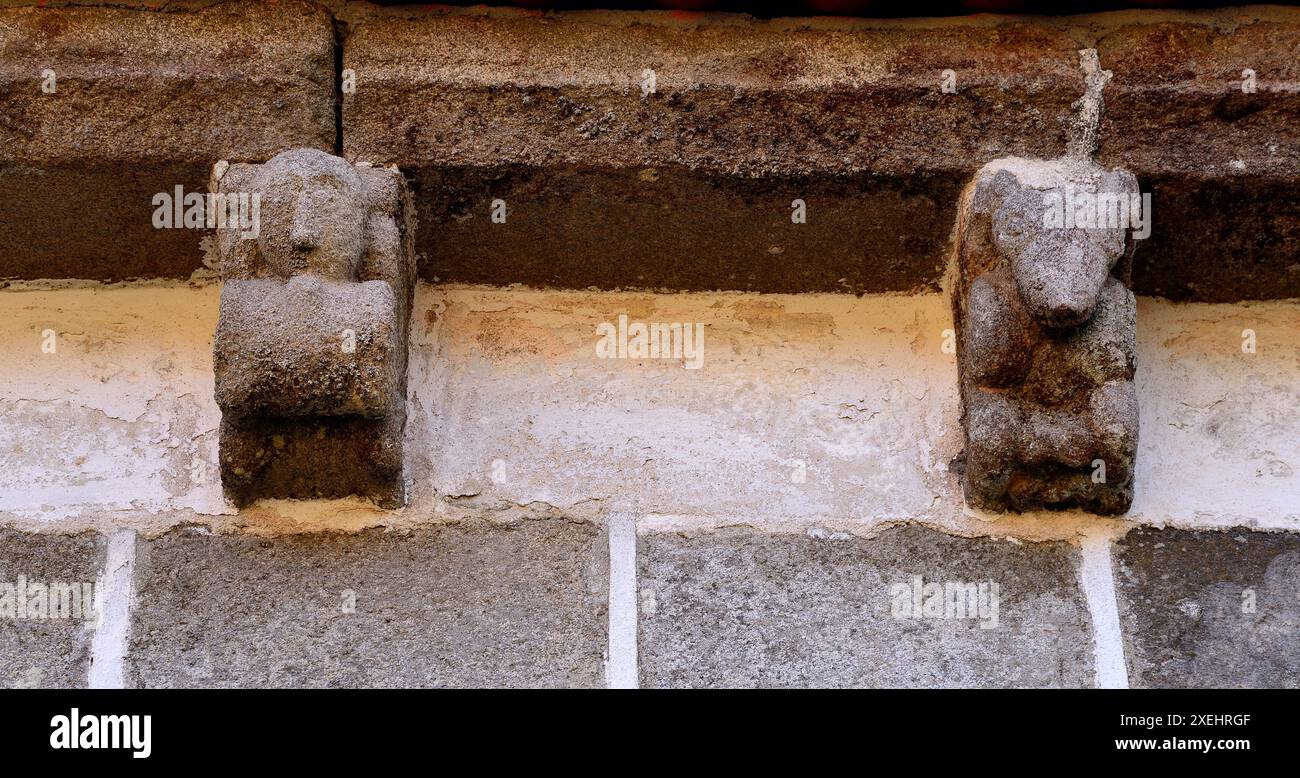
1079 528 1129 689
1068 48 1113 160
605 512 638 689
88 529 136 689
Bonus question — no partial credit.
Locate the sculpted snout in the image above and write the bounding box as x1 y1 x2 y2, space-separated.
1012 234 1117 329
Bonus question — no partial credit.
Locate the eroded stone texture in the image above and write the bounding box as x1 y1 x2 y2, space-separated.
1116 527 1300 689
1097 13 1300 302
126 521 607 688
638 526 1093 688
214 149 416 507
954 158 1140 514
0 529 104 689
0 2 336 280
344 10 1083 293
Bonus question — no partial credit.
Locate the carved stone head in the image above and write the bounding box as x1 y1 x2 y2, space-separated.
978 163 1138 329
212 148 415 508
255 150 369 279
216 147 410 286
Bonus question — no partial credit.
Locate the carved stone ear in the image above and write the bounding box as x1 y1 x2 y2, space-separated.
1113 221 1137 287
1101 168 1140 284
358 166 415 290
360 211 405 290
360 166 403 213
990 169 1020 198
970 167 1022 218
1102 167 1139 196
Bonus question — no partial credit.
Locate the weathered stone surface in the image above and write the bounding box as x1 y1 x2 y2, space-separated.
126 520 607 688
340 7 1300 301
344 10 1083 294
3 5 1297 300
216 278 403 419
0 2 336 280
1116 527 1300 689
1097 13 1300 301
954 158 1139 514
0 529 103 689
214 149 416 508
638 525 1092 688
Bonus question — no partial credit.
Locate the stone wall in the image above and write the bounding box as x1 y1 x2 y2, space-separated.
4 2 1299 298
2 283 1295 687
0 2 1297 687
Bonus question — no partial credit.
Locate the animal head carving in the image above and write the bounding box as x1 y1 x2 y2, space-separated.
954 157 1142 515
975 163 1138 329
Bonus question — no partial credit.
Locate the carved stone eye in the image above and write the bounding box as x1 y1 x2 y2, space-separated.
996 210 1032 244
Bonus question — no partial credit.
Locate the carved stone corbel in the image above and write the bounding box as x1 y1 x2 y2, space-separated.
952 158 1141 514
213 148 415 507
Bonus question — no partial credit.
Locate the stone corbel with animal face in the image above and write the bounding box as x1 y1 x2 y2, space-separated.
953 158 1142 514
212 148 415 508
